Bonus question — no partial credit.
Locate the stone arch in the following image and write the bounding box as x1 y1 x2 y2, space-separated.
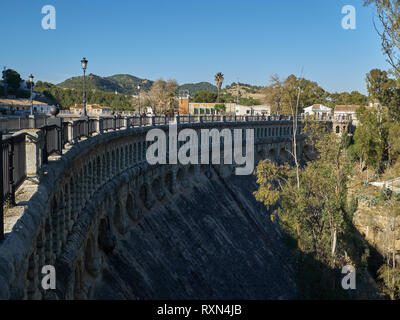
116 148 120 173
97 217 115 254
152 177 164 201
280 147 288 161
188 164 195 177
256 149 265 162
129 144 133 165
96 156 101 187
120 146 124 171
126 193 140 221
125 145 129 169
113 201 127 234
269 148 276 158
139 183 152 209
106 152 110 179
85 234 101 277
111 150 116 175
73 260 86 299
176 168 185 185
51 195 61 256
164 171 174 194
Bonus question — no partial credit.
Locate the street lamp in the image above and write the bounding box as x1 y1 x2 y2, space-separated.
81 57 88 117
29 74 34 115
137 84 141 116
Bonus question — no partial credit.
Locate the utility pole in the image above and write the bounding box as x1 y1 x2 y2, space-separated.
236 78 240 105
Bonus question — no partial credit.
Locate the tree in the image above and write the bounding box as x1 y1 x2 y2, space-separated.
366 69 396 106
386 119 400 163
191 90 217 103
328 91 368 107
214 103 226 114
365 1 400 75
352 106 385 171
214 72 224 102
254 124 352 269
263 74 283 115
264 74 330 115
146 78 178 113
3 69 22 94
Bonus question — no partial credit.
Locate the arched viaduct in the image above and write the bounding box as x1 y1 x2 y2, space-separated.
0 115 307 299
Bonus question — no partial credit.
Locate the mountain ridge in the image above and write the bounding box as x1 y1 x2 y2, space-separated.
57 73 218 96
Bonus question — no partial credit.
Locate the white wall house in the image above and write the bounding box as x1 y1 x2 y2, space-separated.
303 104 331 117
333 105 361 121
235 104 271 116
0 99 53 115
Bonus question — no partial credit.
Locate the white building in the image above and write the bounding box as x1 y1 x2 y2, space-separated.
234 104 271 116
0 98 53 115
303 104 331 117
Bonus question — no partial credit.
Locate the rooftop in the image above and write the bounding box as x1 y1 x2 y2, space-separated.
0 98 49 106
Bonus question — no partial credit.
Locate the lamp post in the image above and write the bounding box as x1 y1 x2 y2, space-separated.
81 57 88 117
137 84 141 116
29 74 34 115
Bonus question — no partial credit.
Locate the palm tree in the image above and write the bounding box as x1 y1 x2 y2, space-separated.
214 72 224 102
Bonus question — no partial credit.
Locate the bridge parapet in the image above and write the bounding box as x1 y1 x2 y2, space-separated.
0 115 306 299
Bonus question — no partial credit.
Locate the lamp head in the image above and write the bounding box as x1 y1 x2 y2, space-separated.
81 57 88 70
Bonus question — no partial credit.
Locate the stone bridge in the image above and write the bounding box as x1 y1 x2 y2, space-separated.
0 116 306 299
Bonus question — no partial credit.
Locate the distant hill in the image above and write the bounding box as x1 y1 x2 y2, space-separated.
178 82 218 95
58 74 217 97
57 74 153 95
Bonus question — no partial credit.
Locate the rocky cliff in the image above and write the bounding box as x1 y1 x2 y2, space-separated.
91 168 298 299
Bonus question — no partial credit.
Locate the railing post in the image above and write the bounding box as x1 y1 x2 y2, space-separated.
175 115 180 125
98 117 103 134
112 116 117 131
123 116 130 130
22 129 44 180
151 116 155 126
8 138 15 206
28 114 37 129
0 132 3 242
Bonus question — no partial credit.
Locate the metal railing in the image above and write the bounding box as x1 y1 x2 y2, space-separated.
0 132 27 240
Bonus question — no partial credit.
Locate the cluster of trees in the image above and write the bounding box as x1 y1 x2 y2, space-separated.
254 121 368 298
363 0 400 299
34 81 133 110
190 89 261 106
262 74 367 115
0 68 31 98
141 78 178 114
252 0 400 298
348 69 400 173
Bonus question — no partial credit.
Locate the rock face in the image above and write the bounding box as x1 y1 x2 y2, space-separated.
92 171 298 299
353 202 400 267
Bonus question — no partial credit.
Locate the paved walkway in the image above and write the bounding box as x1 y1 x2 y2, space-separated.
370 177 400 193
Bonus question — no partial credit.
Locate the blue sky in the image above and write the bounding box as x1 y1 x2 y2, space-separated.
0 0 390 94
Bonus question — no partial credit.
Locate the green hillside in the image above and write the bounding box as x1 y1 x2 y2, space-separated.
105 74 153 93
178 82 217 95
57 73 153 95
